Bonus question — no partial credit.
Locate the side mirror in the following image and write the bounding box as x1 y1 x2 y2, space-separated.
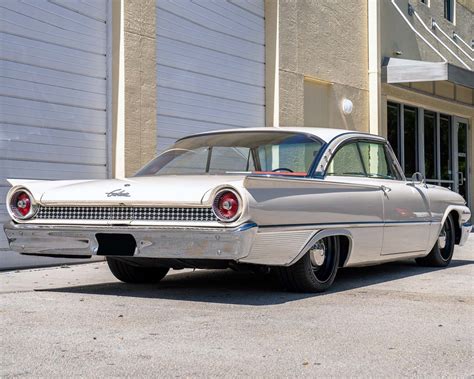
407 172 427 187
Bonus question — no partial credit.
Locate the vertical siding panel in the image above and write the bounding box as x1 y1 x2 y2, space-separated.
155 0 265 153
0 1 109 267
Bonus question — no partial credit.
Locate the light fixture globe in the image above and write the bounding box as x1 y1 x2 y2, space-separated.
341 98 353 115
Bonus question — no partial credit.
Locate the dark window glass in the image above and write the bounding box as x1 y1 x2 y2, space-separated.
440 115 452 181
327 143 365 177
387 103 400 160
404 106 418 177
358 142 395 179
444 0 453 21
424 111 437 180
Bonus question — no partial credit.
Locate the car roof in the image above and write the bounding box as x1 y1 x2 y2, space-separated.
179 127 379 144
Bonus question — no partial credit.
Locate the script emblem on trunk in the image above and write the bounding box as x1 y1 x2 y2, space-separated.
106 188 130 197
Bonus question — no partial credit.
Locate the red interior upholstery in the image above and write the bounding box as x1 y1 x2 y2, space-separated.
252 171 307 176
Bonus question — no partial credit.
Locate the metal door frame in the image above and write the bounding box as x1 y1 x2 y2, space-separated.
453 116 471 208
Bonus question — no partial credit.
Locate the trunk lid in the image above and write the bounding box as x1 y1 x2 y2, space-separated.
38 175 246 206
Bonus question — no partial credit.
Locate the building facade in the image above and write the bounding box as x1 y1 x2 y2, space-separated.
0 0 472 268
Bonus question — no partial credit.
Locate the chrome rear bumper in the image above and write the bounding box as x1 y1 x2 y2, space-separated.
3 222 257 261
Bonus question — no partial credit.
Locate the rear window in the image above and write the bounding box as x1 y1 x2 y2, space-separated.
136 132 324 177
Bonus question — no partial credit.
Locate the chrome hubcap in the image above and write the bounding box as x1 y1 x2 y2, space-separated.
438 229 447 249
309 241 326 267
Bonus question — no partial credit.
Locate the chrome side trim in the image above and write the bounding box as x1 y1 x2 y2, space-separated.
258 221 432 231
240 229 315 265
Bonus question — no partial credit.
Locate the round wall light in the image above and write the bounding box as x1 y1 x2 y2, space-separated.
341 98 353 115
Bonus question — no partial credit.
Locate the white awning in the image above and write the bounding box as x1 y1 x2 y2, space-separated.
382 57 474 89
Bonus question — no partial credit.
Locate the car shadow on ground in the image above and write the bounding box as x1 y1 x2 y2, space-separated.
41 258 473 306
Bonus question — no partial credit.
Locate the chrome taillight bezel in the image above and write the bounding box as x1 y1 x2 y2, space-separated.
7 188 38 221
211 188 242 223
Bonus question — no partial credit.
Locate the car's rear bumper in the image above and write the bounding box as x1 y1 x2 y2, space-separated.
459 222 472 246
3 221 258 261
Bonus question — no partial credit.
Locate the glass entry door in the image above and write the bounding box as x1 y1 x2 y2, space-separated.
454 118 471 208
387 102 471 210
424 113 455 190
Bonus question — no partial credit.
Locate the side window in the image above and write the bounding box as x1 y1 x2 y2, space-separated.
358 142 396 179
326 143 365 177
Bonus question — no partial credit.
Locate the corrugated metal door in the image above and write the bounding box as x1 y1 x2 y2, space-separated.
156 0 265 152
0 0 109 264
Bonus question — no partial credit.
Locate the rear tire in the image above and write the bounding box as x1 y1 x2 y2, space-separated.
277 236 340 293
416 214 455 267
107 257 169 284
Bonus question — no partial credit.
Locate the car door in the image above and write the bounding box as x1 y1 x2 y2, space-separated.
325 141 385 264
356 141 431 255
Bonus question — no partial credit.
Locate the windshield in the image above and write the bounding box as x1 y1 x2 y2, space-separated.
136 131 324 177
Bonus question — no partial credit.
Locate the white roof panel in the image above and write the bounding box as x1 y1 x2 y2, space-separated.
180 126 375 143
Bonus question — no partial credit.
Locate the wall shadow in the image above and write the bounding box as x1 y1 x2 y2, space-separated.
41 258 473 306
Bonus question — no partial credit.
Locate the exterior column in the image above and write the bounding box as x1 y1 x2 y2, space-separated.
112 0 158 178
123 0 158 176
368 0 382 135
265 0 279 127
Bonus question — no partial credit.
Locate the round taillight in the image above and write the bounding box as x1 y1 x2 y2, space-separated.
9 190 36 220
212 189 241 222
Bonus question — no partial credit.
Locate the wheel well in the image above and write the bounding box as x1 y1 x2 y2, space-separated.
449 211 461 245
337 235 351 267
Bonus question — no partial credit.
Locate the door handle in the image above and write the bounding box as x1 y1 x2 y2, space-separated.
380 185 392 194
458 171 464 185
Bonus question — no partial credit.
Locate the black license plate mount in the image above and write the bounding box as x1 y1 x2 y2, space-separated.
96 233 137 256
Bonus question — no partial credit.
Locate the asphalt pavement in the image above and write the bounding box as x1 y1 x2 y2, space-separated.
1 239 473 377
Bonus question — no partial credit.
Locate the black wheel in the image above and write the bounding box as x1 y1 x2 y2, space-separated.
416 214 455 267
107 258 169 283
277 236 340 293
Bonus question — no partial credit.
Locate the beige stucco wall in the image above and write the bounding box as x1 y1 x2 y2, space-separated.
123 0 157 176
277 0 370 132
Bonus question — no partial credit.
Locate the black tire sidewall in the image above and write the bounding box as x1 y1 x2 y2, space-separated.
107 257 169 283
303 236 340 290
416 214 456 267
279 236 340 293
434 214 455 265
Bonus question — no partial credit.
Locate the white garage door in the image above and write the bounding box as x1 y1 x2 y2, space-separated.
156 0 265 152
0 1 110 262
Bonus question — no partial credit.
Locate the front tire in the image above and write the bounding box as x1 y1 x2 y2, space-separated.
107 258 169 284
277 236 340 293
416 214 455 267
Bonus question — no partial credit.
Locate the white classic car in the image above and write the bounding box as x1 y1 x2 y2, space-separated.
3 127 472 292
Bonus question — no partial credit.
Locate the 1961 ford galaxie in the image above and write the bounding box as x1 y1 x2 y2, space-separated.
3 127 472 292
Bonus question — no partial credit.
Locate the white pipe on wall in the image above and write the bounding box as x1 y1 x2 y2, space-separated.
390 0 447 63
453 32 474 52
413 12 471 69
432 21 473 62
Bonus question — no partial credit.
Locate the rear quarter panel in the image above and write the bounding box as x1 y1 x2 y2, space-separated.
242 176 385 266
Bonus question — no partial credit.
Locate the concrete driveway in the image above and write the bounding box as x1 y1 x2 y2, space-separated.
1 239 473 378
